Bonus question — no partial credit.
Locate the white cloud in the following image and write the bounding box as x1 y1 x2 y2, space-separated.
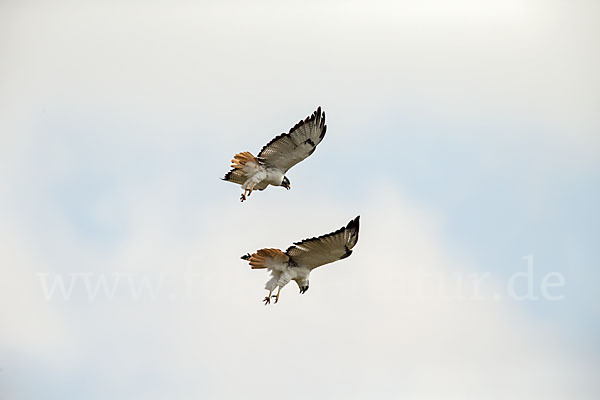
2 0 598 135
2 179 597 398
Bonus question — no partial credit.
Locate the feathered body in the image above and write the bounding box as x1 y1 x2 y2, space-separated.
241 216 360 304
222 107 327 201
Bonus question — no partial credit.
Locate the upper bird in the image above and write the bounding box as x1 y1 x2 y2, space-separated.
241 216 360 305
222 106 327 202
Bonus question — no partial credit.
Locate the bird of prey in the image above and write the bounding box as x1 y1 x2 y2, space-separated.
222 107 327 202
241 216 360 305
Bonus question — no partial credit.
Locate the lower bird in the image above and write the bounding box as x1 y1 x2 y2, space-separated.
241 216 360 305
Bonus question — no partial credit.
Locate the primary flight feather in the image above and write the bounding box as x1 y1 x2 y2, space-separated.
241 216 360 305
222 106 327 202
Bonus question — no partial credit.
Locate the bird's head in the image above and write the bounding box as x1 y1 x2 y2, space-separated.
282 176 291 190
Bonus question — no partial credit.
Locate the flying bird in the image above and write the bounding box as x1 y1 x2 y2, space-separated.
222 107 327 202
241 216 360 305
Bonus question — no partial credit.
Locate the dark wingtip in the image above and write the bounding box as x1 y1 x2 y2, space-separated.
347 215 360 231
339 249 353 260
241 253 251 260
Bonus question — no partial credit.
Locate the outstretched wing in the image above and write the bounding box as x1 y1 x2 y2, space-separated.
286 216 360 270
257 107 327 173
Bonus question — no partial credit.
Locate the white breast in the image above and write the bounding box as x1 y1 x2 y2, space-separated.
264 168 285 186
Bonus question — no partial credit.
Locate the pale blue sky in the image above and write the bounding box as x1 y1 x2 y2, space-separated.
1 0 599 399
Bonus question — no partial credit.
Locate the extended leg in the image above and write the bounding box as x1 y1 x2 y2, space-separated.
271 287 282 304
247 182 257 197
263 289 273 305
240 189 248 202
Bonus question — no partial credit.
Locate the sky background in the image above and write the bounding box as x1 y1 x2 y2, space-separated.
1 0 599 398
